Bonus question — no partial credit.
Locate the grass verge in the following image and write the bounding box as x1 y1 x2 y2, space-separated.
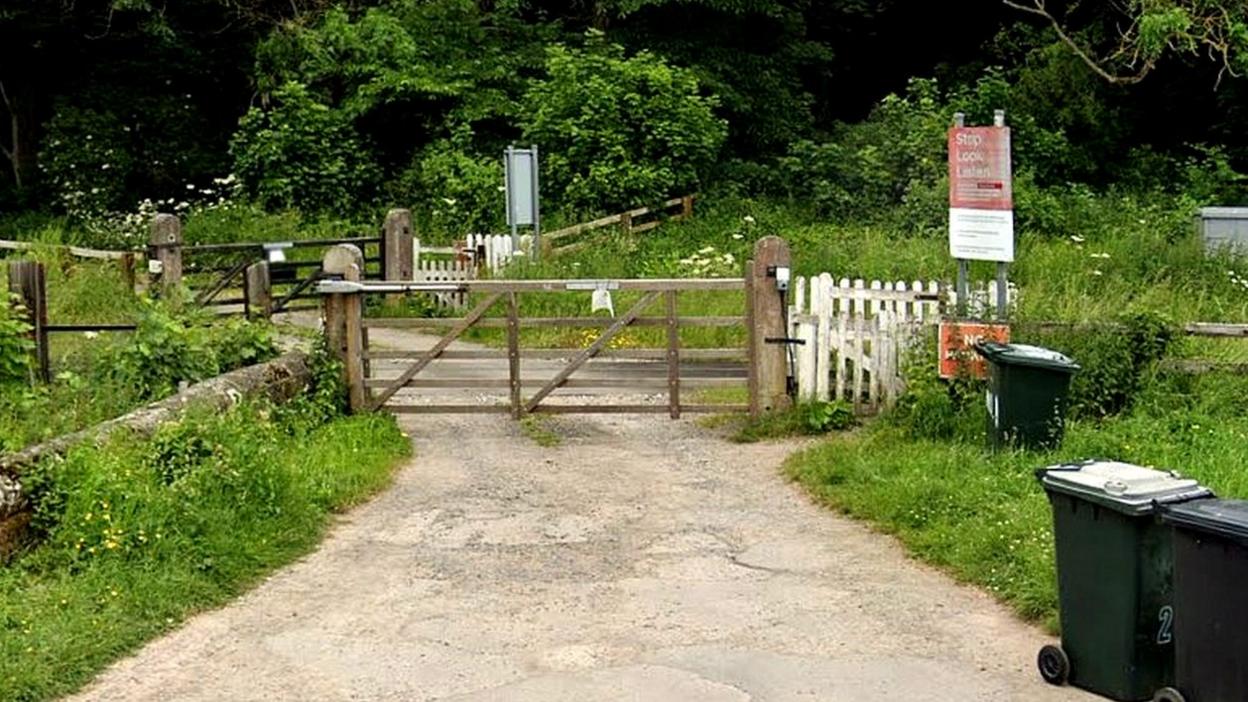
785 369 1248 633
0 401 411 702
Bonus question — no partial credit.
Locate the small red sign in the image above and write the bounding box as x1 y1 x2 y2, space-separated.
949 127 1013 211
939 320 1011 379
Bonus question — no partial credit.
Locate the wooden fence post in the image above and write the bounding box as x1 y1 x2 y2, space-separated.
681 195 694 220
748 236 792 417
149 214 183 300
382 208 414 280
621 211 633 236
244 261 272 320
322 244 367 412
7 260 49 383
118 252 136 293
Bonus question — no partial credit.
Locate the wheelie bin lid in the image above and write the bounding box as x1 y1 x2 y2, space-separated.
1161 499 1248 544
1037 460 1212 515
974 342 1080 373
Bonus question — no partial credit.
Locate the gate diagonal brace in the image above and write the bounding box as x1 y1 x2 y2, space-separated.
524 291 662 414
369 292 505 411
764 337 807 345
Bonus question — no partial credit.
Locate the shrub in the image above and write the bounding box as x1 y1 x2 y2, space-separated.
1017 313 1174 420
38 107 136 215
231 82 376 215
98 302 277 401
402 136 504 237
520 39 727 214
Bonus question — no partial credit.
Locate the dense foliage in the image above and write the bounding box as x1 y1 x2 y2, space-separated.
7 0 1248 228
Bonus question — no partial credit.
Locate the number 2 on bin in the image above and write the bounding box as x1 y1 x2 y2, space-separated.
1157 606 1174 645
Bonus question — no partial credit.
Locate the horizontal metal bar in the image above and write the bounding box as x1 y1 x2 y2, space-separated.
44 323 137 332
363 316 744 329
362 348 747 361
320 278 744 294
183 236 378 253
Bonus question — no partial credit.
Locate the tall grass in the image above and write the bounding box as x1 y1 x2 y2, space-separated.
0 402 410 702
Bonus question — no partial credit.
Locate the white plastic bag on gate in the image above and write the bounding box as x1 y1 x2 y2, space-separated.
591 288 615 317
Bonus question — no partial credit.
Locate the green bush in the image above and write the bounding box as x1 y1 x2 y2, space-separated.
403 135 504 237
521 39 727 214
98 302 277 400
38 107 136 215
231 82 376 215
1017 313 1174 419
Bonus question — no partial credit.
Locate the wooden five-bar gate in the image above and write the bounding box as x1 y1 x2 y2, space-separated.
319 238 794 418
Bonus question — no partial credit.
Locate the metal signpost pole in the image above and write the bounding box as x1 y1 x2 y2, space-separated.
952 112 969 317
505 146 520 251
531 144 541 263
993 109 1009 321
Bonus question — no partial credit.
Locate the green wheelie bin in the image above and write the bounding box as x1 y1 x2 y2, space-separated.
1156 499 1248 702
1036 460 1212 701
975 342 1080 451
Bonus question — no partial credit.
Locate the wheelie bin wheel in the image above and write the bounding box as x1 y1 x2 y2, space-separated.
1037 645 1070 685
1153 688 1186 702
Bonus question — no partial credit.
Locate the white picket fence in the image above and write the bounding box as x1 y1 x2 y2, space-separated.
464 233 532 273
789 275 1015 412
409 234 530 309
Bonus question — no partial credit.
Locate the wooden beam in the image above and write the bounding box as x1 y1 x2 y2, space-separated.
524 291 661 413
507 291 521 419
666 290 680 419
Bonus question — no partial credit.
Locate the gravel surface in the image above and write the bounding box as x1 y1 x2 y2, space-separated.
67 324 1094 701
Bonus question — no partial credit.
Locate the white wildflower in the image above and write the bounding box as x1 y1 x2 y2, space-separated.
742 215 756 224
1069 235 1085 243
731 233 745 240
698 246 715 254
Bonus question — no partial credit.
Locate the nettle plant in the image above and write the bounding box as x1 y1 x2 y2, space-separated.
0 297 34 385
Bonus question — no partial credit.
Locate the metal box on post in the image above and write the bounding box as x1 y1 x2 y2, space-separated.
1198 207 1248 254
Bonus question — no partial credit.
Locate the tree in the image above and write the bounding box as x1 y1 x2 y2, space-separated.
1004 0 1248 85
520 40 727 212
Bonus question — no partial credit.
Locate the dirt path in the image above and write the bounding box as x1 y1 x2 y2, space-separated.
67 326 1093 702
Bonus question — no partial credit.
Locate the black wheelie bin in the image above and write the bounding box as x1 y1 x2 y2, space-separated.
1035 460 1212 700
1156 499 1248 702
975 342 1080 451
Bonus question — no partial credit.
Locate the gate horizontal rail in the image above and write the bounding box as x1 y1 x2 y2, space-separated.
319 274 753 418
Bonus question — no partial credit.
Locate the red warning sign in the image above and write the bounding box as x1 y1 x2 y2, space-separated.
938 320 1011 379
948 127 1012 211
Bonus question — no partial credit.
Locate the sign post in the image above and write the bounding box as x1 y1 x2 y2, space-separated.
949 110 1013 320
504 145 541 262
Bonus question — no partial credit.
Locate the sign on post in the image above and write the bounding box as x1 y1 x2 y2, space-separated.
938 320 1011 379
948 125 1013 262
504 145 541 259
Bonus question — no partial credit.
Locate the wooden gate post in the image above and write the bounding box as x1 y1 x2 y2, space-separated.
747 236 792 417
244 260 272 320
322 244 367 412
7 260 49 383
149 214 183 300
382 208 414 279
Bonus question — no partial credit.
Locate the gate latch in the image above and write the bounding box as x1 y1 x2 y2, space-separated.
764 337 806 346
